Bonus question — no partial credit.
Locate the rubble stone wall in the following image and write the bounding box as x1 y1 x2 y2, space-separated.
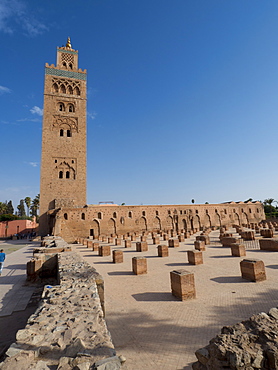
0 251 119 370
193 308 278 369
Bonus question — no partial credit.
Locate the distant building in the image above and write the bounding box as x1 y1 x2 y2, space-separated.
0 218 38 238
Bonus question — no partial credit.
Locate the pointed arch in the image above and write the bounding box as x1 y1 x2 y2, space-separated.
139 217 147 231
108 218 116 234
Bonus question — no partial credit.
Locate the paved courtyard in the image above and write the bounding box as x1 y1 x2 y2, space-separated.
73 229 278 370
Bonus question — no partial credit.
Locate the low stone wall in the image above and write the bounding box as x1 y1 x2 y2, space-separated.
0 251 121 370
193 308 278 369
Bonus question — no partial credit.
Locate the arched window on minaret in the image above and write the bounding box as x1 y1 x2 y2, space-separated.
58 103 65 112
60 129 64 137
74 86 80 95
53 83 58 93
66 171 70 179
68 104 74 113
59 171 63 179
67 130 71 137
68 85 73 95
60 84 66 94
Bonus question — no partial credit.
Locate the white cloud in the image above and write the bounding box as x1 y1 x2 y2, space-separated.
0 85 11 94
30 106 43 116
87 111 97 120
28 162 38 167
0 0 47 36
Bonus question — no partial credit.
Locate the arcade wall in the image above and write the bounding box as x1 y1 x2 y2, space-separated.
49 202 265 243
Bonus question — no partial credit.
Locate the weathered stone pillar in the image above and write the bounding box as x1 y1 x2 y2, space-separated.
231 243 246 257
178 235 185 242
169 239 179 248
99 245 111 257
92 242 99 252
136 241 148 252
187 250 203 265
87 240 93 249
113 250 123 263
196 235 210 245
132 257 147 275
125 240 132 248
240 259 266 282
157 245 169 257
194 240 206 251
115 238 122 246
170 269 196 301
153 236 160 244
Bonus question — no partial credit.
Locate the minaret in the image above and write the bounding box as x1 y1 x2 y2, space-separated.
39 38 87 236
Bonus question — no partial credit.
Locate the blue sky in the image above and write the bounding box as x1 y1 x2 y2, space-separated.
1 0 278 210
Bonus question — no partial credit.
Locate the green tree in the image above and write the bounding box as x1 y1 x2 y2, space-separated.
30 194 40 218
24 197 31 216
0 202 7 215
6 200 14 214
17 199 26 217
263 198 277 218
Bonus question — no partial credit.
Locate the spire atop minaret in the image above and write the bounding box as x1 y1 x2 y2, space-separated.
66 37 71 49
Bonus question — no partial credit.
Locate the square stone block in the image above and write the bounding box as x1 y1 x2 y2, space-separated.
260 229 274 238
92 242 99 252
168 239 179 248
125 240 132 248
170 269 196 301
196 235 210 245
113 250 123 263
259 238 278 251
163 234 169 241
115 238 122 246
157 245 169 257
240 258 266 282
231 243 246 257
82 239 87 245
171 231 177 237
153 236 160 244
187 250 203 265
131 235 136 241
178 235 185 242
136 241 148 252
141 236 146 242
132 257 147 275
87 240 93 249
101 236 107 242
99 245 111 257
184 232 190 238
194 240 206 251
108 237 114 244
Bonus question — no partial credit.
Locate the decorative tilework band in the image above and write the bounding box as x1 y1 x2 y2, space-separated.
57 49 78 55
45 68 87 81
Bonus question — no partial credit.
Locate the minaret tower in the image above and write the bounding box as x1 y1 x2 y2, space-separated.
39 38 87 236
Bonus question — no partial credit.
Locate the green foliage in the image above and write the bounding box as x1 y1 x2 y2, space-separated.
24 197 31 216
0 214 18 221
30 194 40 217
17 199 26 217
6 200 14 214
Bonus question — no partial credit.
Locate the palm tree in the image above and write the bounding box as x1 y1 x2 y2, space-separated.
25 197 31 217
263 198 275 206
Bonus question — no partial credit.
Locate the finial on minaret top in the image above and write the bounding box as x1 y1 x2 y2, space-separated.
66 37 72 48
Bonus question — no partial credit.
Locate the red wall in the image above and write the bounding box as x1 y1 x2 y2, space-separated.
0 218 38 238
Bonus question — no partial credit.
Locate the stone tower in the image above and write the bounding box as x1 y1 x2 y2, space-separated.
39 38 87 236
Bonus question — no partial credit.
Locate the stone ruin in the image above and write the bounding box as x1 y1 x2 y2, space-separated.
193 308 278 369
0 238 124 370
